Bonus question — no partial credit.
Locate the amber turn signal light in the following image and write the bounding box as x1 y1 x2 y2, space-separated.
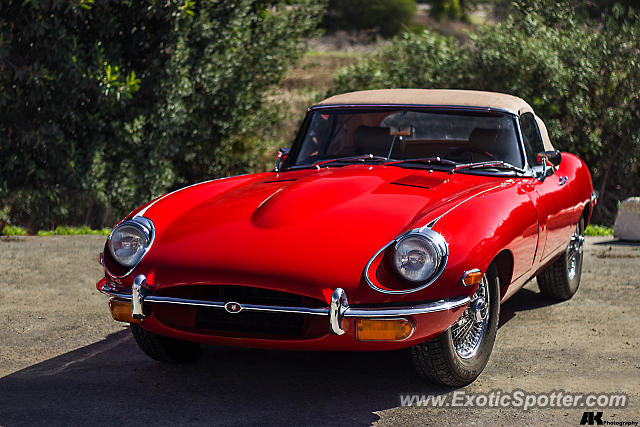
109 298 141 324
462 268 483 286
355 318 413 341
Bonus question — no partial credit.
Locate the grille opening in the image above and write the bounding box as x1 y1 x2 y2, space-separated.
151 303 327 339
196 309 305 337
155 285 326 308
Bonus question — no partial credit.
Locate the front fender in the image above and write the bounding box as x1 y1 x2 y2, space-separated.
355 179 540 305
429 179 539 297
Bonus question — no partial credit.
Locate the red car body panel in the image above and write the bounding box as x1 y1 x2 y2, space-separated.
97 88 595 355
98 151 593 351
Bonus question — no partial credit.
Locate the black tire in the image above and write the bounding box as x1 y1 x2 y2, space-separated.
409 264 500 386
537 218 584 301
130 324 201 363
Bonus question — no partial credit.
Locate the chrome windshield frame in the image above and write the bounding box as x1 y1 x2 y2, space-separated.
283 105 530 175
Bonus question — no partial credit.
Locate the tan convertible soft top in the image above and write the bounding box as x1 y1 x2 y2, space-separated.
314 89 554 151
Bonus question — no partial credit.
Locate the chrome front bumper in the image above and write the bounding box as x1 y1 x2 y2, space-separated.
98 275 470 335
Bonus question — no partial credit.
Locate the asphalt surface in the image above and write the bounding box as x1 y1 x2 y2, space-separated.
0 235 638 426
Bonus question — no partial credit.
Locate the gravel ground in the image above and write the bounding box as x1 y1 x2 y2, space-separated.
0 235 638 426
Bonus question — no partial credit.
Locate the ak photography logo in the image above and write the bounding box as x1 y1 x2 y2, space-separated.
580 412 603 425
580 411 638 426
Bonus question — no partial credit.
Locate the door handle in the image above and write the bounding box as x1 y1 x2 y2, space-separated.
558 176 568 186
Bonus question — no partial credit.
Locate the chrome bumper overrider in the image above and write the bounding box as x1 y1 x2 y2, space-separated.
98 275 470 336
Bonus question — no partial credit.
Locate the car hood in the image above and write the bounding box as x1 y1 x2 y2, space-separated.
134 165 504 302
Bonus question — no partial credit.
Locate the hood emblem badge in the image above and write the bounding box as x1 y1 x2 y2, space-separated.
224 302 243 314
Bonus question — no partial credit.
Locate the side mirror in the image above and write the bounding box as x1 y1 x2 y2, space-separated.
535 150 561 181
274 147 290 172
536 150 561 167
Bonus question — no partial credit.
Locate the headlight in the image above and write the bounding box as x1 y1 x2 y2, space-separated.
108 219 153 268
393 229 448 283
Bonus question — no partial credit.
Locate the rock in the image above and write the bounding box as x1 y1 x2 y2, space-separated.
614 197 640 241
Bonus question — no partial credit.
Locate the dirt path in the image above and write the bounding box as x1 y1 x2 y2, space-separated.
0 235 638 425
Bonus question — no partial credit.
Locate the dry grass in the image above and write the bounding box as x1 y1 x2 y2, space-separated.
281 50 363 92
256 42 370 170
254 5 492 170
413 3 493 40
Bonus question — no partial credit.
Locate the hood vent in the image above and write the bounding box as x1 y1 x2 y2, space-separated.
391 175 446 190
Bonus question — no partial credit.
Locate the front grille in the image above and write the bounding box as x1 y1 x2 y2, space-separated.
196 308 305 337
151 284 327 339
155 284 325 308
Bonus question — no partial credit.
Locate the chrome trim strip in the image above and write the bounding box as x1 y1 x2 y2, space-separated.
514 114 532 171
309 104 516 116
344 296 470 317
97 283 470 318
362 240 395 287
329 288 348 335
132 275 147 319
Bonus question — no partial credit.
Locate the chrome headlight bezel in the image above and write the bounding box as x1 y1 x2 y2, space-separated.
106 217 155 275
364 227 449 294
393 230 448 284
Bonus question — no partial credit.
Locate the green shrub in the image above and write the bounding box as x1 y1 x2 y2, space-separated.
51 226 111 235
321 0 416 37
585 225 613 236
37 226 111 236
0 0 326 230
430 0 464 21
2 225 28 236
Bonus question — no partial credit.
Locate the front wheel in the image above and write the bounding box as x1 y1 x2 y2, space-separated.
130 324 201 363
409 264 500 386
537 218 585 301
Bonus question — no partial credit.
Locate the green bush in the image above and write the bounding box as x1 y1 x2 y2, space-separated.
333 2 640 225
2 225 28 236
0 0 326 231
321 0 416 38
429 0 464 21
36 226 111 236
585 225 613 236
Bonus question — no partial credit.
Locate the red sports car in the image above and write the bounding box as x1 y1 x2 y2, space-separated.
97 89 596 385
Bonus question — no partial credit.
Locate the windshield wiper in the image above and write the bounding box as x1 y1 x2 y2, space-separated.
385 157 458 168
451 161 525 174
312 154 388 168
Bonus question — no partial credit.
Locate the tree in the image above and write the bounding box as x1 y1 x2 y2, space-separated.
0 0 326 230
333 2 640 224
321 0 417 38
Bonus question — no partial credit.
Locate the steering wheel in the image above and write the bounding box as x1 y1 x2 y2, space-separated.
444 147 498 163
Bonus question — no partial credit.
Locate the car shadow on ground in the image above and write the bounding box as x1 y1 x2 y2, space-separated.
0 286 563 426
0 328 455 426
498 286 562 328
593 239 640 247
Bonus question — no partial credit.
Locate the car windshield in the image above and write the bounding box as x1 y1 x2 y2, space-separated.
289 108 524 169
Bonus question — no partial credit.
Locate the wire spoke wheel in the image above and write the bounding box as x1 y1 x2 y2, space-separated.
451 275 490 359
567 223 585 280
537 217 585 301
409 264 499 386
